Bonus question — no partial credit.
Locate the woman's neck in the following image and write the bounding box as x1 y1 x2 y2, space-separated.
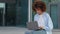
38 12 45 15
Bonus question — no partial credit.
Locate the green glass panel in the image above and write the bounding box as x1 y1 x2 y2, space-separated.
5 3 16 26
50 5 58 29
0 8 3 26
16 0 28 27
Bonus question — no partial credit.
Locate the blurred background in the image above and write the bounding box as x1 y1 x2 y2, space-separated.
0 0 28 27
0 0 59 34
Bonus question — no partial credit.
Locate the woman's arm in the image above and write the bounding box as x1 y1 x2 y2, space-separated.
44 13 53 31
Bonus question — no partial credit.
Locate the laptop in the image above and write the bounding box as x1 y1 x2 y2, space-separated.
26 21 39 30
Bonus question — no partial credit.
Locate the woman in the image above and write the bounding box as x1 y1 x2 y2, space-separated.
32 1 53 34
25 1 53 34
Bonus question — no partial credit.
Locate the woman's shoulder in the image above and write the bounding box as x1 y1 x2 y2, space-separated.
44 12 50 16
34 12 50 17
34 14 38 17
43 12 51 18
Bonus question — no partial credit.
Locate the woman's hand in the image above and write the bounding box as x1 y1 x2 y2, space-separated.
38 26 44 30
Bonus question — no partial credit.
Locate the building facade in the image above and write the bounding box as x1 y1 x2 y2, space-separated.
0 0 60 29
0 0 28 27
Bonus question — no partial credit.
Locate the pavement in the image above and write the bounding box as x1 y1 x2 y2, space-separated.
0 27 27 34
0 27 59 34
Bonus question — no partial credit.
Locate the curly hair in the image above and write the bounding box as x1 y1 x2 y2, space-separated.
32 1 46 12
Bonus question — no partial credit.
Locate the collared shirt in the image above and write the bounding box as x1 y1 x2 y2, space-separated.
34 12 53 34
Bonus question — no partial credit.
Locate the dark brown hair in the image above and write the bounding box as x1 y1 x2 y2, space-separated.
32 1 46 12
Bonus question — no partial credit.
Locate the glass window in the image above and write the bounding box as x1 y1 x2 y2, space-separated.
5 3 16 26
50 5 58 29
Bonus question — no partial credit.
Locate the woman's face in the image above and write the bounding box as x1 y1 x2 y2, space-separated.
35 8 43 15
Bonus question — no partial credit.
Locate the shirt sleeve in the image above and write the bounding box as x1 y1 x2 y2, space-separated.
34 15 36 21
44 13 53 31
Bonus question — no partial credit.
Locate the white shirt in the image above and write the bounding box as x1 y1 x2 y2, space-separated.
34 12 53 34
38 15 45 27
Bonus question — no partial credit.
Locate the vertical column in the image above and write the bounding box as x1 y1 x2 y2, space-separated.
3 3 5 26
28 0 32 22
